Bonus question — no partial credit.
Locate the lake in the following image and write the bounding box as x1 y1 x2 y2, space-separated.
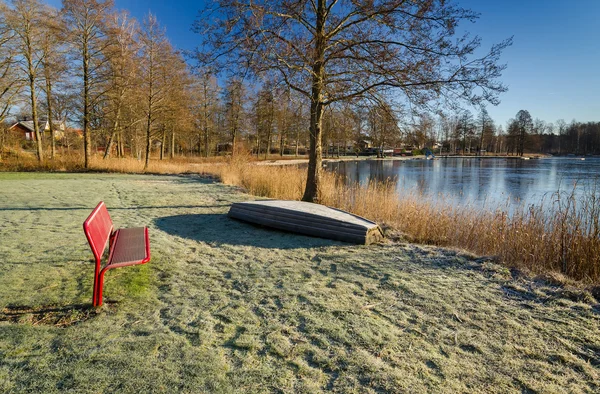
326 157 600 210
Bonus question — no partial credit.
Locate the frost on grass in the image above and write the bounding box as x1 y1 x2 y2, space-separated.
0 172 599 393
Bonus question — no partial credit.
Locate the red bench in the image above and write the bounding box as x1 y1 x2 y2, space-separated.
83 202 151 307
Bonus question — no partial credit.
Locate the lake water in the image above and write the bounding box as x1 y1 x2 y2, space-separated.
326 157 600 210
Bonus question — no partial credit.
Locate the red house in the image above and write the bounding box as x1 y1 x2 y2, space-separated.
9 120 66 141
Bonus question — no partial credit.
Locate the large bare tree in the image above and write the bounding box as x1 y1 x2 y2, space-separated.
192 69 220 158
222 78 245 156
102 11 139 159
39 6 67 159
62 0 114 168
156 48 190 160
195 0 511 202
139 13 170 169
6 0 51 162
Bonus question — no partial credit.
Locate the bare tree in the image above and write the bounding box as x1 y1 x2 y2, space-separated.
222 78 245 156
0 3 22 128
156 48 190 160
6 0 52 161
477 106 492 155
62 0 114 168
515 109 533 156
139 13 170 169
39 6 67 159
369 102 401 151
556 119 566 155
195 0 512 202
103 11 139 159
456 110 475 154
192 69 219 157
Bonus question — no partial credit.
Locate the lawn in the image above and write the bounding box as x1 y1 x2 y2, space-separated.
0 172 599 393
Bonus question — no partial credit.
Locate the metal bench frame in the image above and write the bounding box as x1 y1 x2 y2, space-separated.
83 202 151 307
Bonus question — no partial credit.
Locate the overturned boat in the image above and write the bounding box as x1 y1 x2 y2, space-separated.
228 200 384 245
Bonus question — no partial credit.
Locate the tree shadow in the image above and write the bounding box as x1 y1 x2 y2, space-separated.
154 213 343 249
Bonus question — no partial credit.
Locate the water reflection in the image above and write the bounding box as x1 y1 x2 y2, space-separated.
327 157 600 209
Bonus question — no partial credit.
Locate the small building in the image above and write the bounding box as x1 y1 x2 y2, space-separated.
356 139 372 150
9 119 66 141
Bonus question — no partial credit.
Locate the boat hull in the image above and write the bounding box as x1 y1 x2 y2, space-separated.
228 200 384 245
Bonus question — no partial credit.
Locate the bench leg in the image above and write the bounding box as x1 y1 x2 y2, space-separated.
92 265 101 307
95 269 108 307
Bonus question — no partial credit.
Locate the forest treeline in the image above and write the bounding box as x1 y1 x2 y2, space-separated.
0 0 596 171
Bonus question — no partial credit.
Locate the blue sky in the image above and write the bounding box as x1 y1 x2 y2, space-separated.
47 0 600 128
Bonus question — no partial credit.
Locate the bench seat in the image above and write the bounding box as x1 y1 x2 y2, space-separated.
108 227 150 267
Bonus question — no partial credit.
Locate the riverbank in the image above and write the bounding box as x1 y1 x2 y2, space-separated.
1 172 598 393
215 159 600 285
2 154 600 284
253 153 554 166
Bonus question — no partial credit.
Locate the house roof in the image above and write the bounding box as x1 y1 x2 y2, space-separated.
11 121 37 132
10 120 65 132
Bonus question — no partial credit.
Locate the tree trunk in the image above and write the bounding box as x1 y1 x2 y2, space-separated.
302 0 326 203
279 126 285 157
144 109 152 169
160 126 166 160
280 94 287 157
45 78 55 159
479 122 484 156
265 110 272 160
203 109 209 157
104 101 122 159
83 39 92 168
302 99 324 202
170 128 175 159
27 59 43 162
295 126 300 157
231 126 236 157
29 80 43 162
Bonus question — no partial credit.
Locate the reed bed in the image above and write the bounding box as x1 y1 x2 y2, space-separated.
2 152 599 283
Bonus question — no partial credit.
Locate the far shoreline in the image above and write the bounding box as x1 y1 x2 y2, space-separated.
254 153 554 166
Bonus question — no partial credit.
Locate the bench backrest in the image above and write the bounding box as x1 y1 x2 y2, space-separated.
83 201 114 263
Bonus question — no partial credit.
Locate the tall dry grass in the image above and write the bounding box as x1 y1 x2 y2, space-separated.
0 151 226 175
2 151 599 283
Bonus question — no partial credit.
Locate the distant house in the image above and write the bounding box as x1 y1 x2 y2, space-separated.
9 119 66 141
356 139 372 150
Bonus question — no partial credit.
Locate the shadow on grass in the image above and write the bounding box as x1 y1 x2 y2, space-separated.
155 213 342 249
